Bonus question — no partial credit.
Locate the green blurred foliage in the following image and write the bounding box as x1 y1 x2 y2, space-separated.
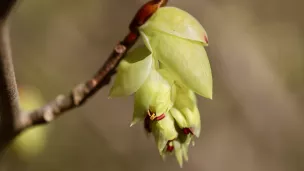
11 86 49 161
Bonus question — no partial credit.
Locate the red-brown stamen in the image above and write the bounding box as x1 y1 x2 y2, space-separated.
155 113 165 121
147 110 165 121
166 140 174 152
183 128 194 135
144 110 166 133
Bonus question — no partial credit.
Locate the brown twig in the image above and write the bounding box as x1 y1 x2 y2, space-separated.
0 0 168 152
0 0 20 153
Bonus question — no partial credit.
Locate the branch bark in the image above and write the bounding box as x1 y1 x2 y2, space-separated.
0 0 20 153
0 0 168 153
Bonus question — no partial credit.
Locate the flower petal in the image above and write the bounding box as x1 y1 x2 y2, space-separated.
109 45 152 97
173 140 184 167
157 68 179 104
131 69 173 126
141 30 213 99
181 107 201 137
152 113 178 153
174 86 201 137
181 135 192 162
174 85 197 110
170 107 188 128
140 7 208 45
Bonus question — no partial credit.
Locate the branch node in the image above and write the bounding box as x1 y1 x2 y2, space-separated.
115 44 126 54
72 83 88 106
43 107 54 122
56 94 66 105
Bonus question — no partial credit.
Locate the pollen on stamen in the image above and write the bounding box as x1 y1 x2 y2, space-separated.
147 109 156 120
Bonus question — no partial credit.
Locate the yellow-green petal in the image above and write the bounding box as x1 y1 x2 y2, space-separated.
152 113 178 153
180 134 192 162
174 86 201 137
140 7 208 45
131 69 173 126
174 85 197 110
170 107 188 128
109 45 152 97
181 107 201 137
141 30 213 99
157 68 179 104
173 140 184 167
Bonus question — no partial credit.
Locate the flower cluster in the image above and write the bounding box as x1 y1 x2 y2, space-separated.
109 7 212 167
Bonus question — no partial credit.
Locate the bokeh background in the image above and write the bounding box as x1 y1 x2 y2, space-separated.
1 0 304 170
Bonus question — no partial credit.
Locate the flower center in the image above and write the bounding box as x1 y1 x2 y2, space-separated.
147 109 165 121
144 109 166 133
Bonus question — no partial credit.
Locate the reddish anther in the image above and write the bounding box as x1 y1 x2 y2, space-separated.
144 112 165 133
166 140 174 152
167 145 174 152
129 0 168 33
183 128 194 135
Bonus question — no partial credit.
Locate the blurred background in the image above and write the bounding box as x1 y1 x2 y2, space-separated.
1 0 304 170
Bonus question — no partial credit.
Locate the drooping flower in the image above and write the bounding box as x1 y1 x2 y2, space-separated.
109 6 212 167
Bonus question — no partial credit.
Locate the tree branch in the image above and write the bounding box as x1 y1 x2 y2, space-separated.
0 0 168 153
0 0 20 153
